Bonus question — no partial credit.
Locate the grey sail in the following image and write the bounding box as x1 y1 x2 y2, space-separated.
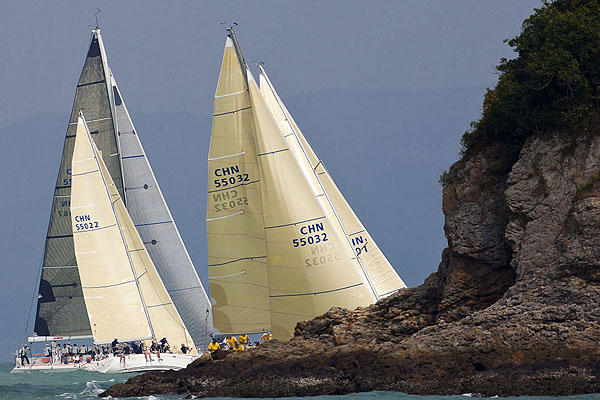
34 29 123 337
111 75 213 349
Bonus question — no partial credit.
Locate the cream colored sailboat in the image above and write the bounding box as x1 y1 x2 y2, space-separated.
207 29 406 340
71 112 198 373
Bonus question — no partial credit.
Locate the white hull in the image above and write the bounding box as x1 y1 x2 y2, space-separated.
84 353 198 373
11 361 88 374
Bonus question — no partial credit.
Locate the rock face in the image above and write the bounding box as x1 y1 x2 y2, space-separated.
101 131 600 398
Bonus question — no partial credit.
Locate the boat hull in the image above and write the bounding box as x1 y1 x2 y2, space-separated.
11 362 88 373
84 353 198 373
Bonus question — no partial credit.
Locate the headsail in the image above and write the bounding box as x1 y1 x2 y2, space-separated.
207 33 271 335
112 75 212 349
71 114 151 343
258 66 407 299
247 71 374 339
72 113 196 351
35 29 122 337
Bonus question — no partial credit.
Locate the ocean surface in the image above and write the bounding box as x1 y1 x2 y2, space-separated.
0 362 599 400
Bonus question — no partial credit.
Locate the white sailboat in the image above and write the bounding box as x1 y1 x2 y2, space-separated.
207 29 406 340
71 112 198 373
13 28 211 373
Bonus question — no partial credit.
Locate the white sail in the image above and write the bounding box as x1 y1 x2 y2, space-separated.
111 73 211 349
206 35 271 335
72 113 195 351
71 114 152 344
258 66 407 299
247 69 374 340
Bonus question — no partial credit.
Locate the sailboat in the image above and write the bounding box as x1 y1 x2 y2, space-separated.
71 112 197 373
207 29 406 340
12 28 211 373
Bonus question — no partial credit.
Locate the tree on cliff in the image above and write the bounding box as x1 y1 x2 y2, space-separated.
461 0 600 155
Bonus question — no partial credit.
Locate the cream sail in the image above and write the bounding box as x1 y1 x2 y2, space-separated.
248 72 374 339
72 112 195 352
207 29 394 340
258 66 407 299
207 34 270 335
71 113 152 343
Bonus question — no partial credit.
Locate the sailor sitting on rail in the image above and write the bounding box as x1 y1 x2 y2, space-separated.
260 332 272 343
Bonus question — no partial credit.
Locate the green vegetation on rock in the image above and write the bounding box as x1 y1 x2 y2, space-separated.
461 0 600 155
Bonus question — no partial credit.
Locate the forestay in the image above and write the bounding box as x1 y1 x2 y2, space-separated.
258 67 406 299
112 75 212 349
207 35 271 335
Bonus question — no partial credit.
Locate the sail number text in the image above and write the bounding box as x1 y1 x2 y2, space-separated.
73 214 99 231
213 165 249 188
213 189 248 212
292 223 328 247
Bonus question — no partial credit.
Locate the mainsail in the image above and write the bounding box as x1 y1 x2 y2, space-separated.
112 75 212 348
33 28 211 347
258 66 407 299
208 29 395 340
72 113 196 351
207 33 271 335
35 29 121 337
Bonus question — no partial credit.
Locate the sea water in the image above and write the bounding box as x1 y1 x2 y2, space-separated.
0 362 599 400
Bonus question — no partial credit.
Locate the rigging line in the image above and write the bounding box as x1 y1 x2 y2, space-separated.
348 230 366 236
264 215 325 230
22 244 45 346
379 288 404 298
122 154 144 159
168 285 206 293
146 302 173 309
208 255 266 267
270 282 364 298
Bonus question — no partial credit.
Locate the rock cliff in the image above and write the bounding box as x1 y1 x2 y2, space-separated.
101 129 600 398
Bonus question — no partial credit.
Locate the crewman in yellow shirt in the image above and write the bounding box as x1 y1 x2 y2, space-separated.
208 339 221 352
260 332 272 343
226 336 238 350
238 334 249 350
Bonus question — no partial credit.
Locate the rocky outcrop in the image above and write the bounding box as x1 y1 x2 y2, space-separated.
102 131 600 398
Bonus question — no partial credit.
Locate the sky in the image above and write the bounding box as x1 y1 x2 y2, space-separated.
0 0 541 358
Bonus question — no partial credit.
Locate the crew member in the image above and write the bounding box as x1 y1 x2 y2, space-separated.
238 334 249 350
181 343 189 354
208 339 220 352
19 345 30 366
260 332 272 343
226 335 237 350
